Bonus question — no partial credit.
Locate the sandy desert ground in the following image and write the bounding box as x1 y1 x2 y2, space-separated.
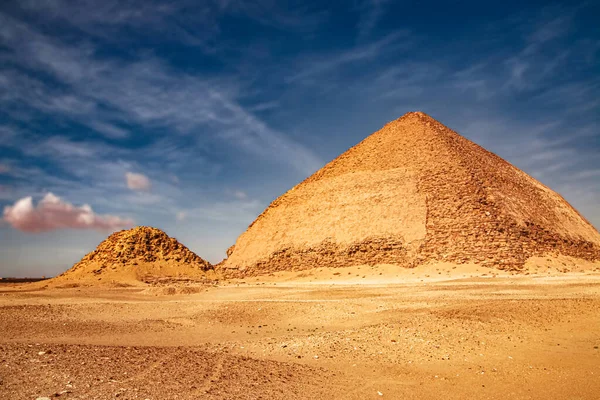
1 265 600 399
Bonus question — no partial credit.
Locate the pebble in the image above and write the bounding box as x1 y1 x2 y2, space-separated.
377 391 384 396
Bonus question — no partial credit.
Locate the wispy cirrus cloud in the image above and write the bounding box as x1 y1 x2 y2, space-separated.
86 121 130 139
0 10 322 175
222 0 328 33
17 0 218 48
356 0 391 40
503 15 573 92
15 0 328 59
3 192 133 233
285 32 410 84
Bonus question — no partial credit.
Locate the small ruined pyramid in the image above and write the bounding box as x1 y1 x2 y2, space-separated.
52 226 214 285
220 112 600 277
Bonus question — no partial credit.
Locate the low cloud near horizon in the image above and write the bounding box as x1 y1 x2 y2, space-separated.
3 193 134 233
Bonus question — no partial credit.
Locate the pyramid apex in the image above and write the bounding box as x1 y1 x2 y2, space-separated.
380 111 441 133
400 111 435 120
405 110 427 116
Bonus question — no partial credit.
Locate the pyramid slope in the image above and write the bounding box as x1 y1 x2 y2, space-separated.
51 226 214 286
220 112 600 276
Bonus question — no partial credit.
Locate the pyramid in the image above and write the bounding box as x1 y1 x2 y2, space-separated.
220 112 600 277
51 226 214 285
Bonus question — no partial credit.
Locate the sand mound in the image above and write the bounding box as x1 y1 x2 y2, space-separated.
50 226 215 286
220 111 600 277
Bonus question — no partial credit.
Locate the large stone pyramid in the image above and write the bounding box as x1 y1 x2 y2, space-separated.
220 112 600 277
52 226 214 285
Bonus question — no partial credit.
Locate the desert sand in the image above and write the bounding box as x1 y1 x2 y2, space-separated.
2 269 600 399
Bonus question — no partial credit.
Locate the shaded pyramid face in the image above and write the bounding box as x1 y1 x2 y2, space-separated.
53 226 213 285
221 112 600 276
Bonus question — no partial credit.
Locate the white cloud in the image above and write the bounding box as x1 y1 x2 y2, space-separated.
176 211 186 221
3 192 133 233
125 172 151 191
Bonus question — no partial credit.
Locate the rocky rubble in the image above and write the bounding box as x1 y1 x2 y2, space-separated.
53 226 213 284
75 226 210 269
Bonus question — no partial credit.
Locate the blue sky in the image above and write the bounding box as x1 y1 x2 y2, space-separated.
1 1 599 277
